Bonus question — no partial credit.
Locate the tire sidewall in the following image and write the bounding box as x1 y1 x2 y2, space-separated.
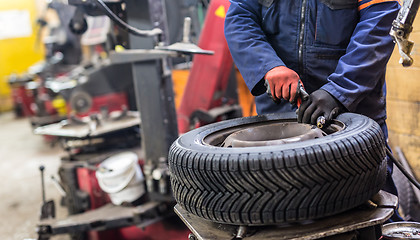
174 112 383 154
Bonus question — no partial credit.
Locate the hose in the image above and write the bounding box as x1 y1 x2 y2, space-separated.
94 0 162 37
387 148 420 191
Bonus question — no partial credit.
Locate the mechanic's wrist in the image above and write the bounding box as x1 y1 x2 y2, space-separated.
319 89 346 111
251 78 268 96
251 64 285 96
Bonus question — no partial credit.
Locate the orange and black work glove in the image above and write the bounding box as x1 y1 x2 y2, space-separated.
264 66 301 104
297 89 343 126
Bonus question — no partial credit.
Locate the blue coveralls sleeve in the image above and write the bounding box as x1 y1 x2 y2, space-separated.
224 0 285 96
321 2 400 112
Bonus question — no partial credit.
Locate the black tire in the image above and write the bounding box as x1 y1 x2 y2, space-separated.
169 112 387 225
393 164 420 221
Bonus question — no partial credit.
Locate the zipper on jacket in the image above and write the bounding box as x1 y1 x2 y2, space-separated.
298 0 307 75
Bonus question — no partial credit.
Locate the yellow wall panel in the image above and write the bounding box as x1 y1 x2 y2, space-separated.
389 131 420 181
386 67 420 102
387 8 420 181
0 0 44 111
387 99 420 136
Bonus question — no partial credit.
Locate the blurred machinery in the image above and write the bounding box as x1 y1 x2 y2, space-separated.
20 0 419 238
8 1 137 134
33 0 243 239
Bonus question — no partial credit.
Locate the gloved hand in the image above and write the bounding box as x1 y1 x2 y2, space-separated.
297 89 344 125
265 66 301 102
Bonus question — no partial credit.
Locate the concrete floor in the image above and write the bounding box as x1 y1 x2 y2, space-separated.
0 112 68 240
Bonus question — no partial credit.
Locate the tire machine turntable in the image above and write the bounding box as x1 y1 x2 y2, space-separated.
176 191 398 240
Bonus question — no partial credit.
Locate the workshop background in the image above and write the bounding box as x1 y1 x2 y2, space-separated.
0 0 418 239
0 0 44 111
0 0 254 239
387 28 420 180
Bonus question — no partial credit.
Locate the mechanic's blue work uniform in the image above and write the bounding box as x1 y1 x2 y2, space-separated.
225 0 401 215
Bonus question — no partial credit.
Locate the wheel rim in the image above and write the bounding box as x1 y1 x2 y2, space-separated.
203 120 345 147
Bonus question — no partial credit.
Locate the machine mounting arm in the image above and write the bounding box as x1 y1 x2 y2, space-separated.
390 0 420 67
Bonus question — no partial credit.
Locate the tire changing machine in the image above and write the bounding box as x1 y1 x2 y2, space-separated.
35 0 213 239
34 0 399 239
175 191 397 240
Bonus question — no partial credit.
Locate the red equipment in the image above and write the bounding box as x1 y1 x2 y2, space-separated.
177 0 234 133
8 75 36 117
10 83 36 117
76 167 189 240
69 92 129 118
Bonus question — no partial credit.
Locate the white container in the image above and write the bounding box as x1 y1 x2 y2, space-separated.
96 152 145 205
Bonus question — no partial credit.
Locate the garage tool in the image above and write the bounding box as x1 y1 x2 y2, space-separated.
390 0 420 67
265 80 331 129
235 226 248 239
156 17 214 55
50 175 66 197
265 79 325 129
94 0 162 37
387 148 420 191
265 79 308 106
39 165 56 220
316 116 326 129
395 147 420 200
